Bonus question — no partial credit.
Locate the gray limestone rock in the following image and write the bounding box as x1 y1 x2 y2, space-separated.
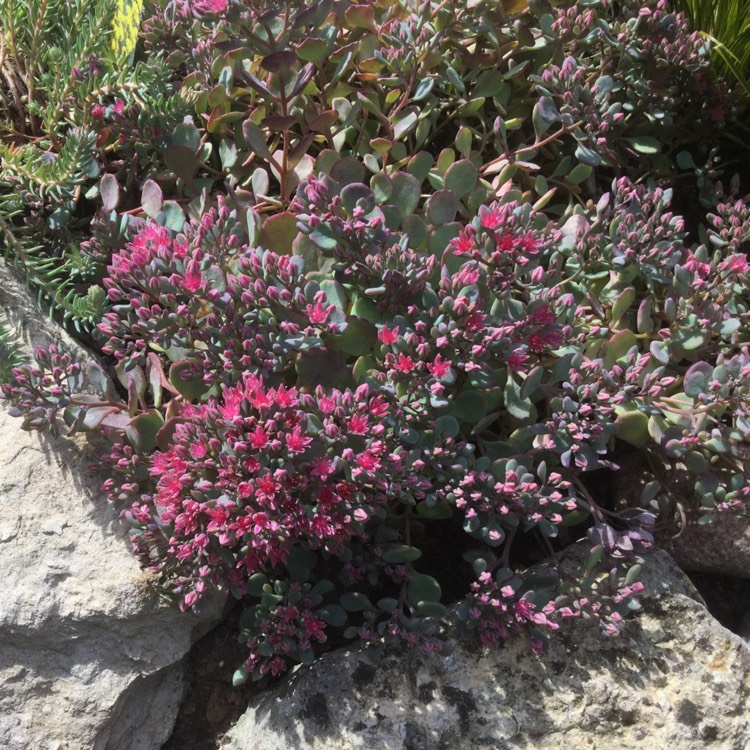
220 548 750 750
613 451 750 578
0 265 225 750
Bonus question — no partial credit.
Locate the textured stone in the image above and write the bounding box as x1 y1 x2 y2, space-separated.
660 513 750 579
220 548 750 750
613 451 750 578
0 266 225 750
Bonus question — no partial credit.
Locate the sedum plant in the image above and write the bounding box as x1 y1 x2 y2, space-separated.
1 0 749 683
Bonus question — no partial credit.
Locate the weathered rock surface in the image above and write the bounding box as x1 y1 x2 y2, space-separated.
659 513 750 579
613 451 750 578
0 266 225 750
220 548 750 750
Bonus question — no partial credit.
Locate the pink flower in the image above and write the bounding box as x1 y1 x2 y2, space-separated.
349 413 369 434
248 426 269 449
427 354 451 378
450 228 476 255
514 597 535 621
285 428 312 454
218 386 243 419
479 205 504 230
306 302 331 325
378 325 399 345
194 0 227 13
357 451 381 472
393 353 415 373
182 260 203 292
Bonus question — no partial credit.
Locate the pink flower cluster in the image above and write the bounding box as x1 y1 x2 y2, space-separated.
98 203 344 381
123 374 449 609
464 571 559 653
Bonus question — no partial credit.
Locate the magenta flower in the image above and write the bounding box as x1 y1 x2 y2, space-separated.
194 0 227 13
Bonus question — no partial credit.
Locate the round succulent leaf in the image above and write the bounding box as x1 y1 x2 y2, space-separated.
328 316 378 356
718 318 740 337
100 173 120 211
684 450 709 473
451 390 486 424
382 544 422 563
125 410 165 452
402 213 427 248
602 329 638 368
260 211 299 255
247 573 270 596
232 668 249 687
350 297 380 323
683 361 714 397
169 360 211 401
437 148 456 173
140 179 163 217
614 407 650 448
316 149 340 175
444 159 479 198
389 172 421 216
627 136 661 155
295 347 351 390
160 201 185 232
330 157 366 186
520 365 544 400
611 287 636 323
316 604 347 627
81 405 122 431
567 163 592 186
309 224 339 250
293 231 325 272
163 145 199 185
340 592 374 612
456 127 472 157
426 190 459 225
340 182 376 214
637 297 654 333
575 144 602 167
672 326 707 352
260 50 297 72
434 415 460 438
370 173 392 202
392 107 419 140
352 355 377 382
172 121 201 151
308 109 338 132
474 69 507 98
504 376 532 420
344 2 374 28
296 37 330 64
319 279 348 309
379 204 400 230
407 573 441 605
405 152 433 182
650 339 670 364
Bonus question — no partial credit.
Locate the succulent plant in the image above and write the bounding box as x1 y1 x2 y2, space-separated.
1 0 748 683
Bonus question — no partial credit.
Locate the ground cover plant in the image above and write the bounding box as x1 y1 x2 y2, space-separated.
1 0 749 683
